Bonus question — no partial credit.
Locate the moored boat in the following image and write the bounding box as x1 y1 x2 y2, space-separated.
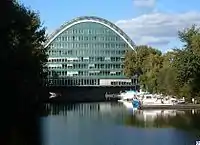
121 99 141 110
121 94 178 110
141 94 175 106
118 90 137 99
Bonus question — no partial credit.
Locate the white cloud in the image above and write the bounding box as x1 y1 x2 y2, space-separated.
133 0 156 8
115 11 200 48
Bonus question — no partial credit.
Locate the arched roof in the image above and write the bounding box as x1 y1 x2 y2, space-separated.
45 16 136 51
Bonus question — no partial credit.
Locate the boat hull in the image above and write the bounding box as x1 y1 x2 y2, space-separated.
120 100 139 110
142 103 173 106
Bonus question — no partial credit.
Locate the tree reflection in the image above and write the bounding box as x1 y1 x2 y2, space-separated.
41 103 200 135
123 110 200 133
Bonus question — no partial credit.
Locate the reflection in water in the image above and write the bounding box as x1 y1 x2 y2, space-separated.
127 109 200 131
41 103 200 145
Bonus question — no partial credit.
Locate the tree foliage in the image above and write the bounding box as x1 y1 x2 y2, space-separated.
124 25 200 99
1 1 49 144
1 1 48 104
124 45 163 92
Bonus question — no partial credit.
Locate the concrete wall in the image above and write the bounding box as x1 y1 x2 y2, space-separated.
47 85 140 102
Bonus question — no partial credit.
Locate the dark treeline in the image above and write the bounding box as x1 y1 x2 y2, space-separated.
1 1 48 145
124 25 200 102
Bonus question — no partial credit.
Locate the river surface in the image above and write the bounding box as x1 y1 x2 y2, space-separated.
40 103 200 145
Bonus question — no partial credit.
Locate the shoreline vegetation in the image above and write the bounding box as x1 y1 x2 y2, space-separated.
2 1 48 145
124 25 200 103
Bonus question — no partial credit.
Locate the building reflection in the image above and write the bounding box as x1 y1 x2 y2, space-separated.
42 102 124 116
41 103 200 132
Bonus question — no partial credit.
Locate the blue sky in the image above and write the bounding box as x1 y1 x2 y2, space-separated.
20 0 200 52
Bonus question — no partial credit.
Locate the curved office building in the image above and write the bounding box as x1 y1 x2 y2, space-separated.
45 16 136 87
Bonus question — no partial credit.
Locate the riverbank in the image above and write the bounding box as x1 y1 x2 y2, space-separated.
46 86 136 103
140 104 200 110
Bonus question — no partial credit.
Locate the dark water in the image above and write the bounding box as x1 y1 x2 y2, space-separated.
40 103 200 145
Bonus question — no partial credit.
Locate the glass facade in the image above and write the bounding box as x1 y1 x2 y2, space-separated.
45 16 136 86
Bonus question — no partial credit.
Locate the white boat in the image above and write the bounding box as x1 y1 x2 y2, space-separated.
118 90 135 104
123 101 140 111
141 94 175 106
120 94 176 110
118 89 150 102
177 97 185 104
118 90 146 110
119 98 141 110
118 90 178 110
118 90 137 99
136 89 149 96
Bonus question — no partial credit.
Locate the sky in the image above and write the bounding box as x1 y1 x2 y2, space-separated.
20 0 200 52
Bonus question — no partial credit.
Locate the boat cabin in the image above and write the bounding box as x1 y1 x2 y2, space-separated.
141 94 163 104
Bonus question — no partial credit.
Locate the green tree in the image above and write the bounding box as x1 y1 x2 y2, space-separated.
124 46 161 76
124 45 163 92
173 25 200 99
178 25 200 51
124 25 200 98
1 1 48 103
156 51 179 95
1 1 48 144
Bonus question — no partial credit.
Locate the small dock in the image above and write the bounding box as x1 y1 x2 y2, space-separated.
105 93 121 101
140 104 200 110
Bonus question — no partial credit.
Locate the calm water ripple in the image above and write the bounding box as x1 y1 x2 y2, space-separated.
40 103 200 145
